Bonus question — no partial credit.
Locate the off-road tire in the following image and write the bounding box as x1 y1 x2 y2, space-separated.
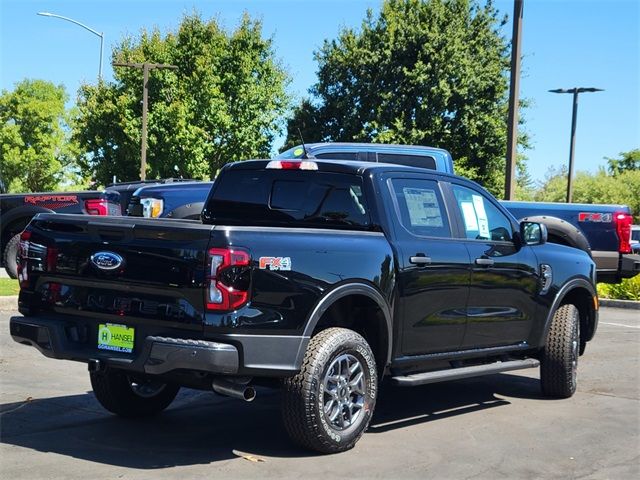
90 369 180 418
540 303 580 398
282 327 378 454
3 233 20 279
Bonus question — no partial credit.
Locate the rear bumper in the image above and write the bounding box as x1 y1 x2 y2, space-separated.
10 316 239 376
10 314 308 377
592 251 640 282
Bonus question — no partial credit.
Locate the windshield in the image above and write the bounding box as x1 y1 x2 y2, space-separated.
632 228 640 242
276 146 307 159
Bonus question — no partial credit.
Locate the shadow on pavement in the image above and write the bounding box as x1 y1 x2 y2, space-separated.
370 372 543 433
0 372 542 468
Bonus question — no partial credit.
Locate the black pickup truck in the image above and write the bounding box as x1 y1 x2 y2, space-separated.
10 159 598 453
0 190 121 278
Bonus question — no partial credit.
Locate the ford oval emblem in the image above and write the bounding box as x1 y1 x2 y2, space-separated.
90 251 124 271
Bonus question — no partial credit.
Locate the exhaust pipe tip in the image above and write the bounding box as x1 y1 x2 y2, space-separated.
243 386 256 402
212 378 256 402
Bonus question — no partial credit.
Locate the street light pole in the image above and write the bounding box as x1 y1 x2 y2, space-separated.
549 87 603 203
37 12 104 81
112 62 178 180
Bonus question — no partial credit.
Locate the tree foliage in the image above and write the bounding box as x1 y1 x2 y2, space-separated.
0 79 73 192
73 13 290 186
535 166 640 220
606 148 640 175
285 0 526 195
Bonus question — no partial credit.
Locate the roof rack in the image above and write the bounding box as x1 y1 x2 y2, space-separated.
106 178 195 188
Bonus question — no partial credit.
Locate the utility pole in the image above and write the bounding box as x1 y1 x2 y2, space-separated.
112 62 178 180
505 0 524 200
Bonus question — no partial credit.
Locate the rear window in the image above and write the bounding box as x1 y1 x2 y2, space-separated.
205 170 371 229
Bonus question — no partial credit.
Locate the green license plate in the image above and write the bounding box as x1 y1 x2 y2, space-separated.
97 323 135 353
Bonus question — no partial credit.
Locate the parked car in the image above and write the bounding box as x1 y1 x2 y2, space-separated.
0 190 121 278
631 225 640 254
105 178 196 214
126 181 213 219
11 157 597 453
279 143 640 283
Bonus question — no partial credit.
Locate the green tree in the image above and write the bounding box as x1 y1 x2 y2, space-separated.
606 149 640 175
535 167 640 220
285 0 528 195
74 13 290 186
0 79 73 192
534 165 569 203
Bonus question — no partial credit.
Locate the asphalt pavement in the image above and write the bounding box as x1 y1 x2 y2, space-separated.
0 308 638 479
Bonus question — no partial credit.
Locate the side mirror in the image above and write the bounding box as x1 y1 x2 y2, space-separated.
520 221 547 246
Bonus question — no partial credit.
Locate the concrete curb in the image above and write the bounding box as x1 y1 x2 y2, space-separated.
599 298 640 310
0 295 18 311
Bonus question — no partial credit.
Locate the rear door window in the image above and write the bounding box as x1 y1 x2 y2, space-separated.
389 178 451 238
377 153 436 170
315 152 358 161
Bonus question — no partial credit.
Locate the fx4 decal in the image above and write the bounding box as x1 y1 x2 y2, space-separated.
578 212 612 223
259 256 292 271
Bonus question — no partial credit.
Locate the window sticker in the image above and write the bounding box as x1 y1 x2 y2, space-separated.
403 187 444 227
472 195 490 238
460 201 479 231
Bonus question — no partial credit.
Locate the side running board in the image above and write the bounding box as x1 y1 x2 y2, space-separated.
391 358 540 387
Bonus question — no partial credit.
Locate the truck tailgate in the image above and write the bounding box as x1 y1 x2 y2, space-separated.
20 214 213 328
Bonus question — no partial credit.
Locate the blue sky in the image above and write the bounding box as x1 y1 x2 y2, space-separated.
1 0 638 183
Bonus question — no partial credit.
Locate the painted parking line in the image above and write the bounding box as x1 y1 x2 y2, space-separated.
599 322 640 329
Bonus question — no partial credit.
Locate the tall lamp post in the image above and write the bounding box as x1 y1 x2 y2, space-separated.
37 12 104 81
549 87 603 203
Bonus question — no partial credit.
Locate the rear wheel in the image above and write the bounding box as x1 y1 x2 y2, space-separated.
3 233 20 279
90 368 180 417
282 327 378 453
540 303 580 398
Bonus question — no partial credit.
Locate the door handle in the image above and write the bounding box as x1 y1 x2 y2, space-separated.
475 257 494 266
410 255 432 265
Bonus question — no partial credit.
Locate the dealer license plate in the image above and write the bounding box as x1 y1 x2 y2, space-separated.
97 323 135 353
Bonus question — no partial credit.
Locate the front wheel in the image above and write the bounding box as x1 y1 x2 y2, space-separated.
282 327 378 453
90 369 180 417
540 303 580 398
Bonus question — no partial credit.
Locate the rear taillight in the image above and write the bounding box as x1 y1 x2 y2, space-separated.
206 247 251 311
17 230 58 288
615 212 633 254
85 198 109 215
17 230 31 287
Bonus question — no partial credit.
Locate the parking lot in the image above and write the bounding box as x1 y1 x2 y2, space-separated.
0 307 638 479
